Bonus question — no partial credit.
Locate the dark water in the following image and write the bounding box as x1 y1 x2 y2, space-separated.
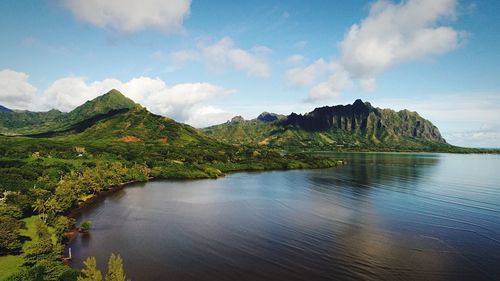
68 153 500 281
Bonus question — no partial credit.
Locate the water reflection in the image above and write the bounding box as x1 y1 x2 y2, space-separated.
68 153 500 281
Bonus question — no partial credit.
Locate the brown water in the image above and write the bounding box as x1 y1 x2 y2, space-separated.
68 153 500 281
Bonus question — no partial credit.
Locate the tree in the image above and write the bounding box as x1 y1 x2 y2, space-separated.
0 204 22 218
5 265 45 281
32 199 48 222
53 216 75 242
23 220 53 266
105 254 130 281
78 257 103 281
0 215 22 255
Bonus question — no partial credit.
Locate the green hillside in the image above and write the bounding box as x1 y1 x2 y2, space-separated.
0 89 136 135
204 99 474 152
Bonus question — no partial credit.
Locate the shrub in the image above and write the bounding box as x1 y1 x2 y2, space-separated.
80 220 92 233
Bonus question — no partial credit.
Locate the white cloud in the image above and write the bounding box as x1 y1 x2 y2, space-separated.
308 68 353 101
0 69 234 126
286 54 304 65
339 0 459 78
0 70 38 110
448 127 500 148
42 76 234 125
43 77 122 111
285 59 336 87
61 0 191 33
168 37 271 78
184 106 234 128
287 0 462 101
359 77 376 92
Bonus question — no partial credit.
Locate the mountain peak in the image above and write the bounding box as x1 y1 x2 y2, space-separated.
103 88 126 98
79 89 135 110
353 99 364 106
257 112 280 123
66 89 137 124
230 116 245 123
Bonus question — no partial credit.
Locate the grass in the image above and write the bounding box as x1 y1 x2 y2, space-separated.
0 216 56 281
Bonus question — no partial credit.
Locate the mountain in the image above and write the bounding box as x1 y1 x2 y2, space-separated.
203 113 286 145
60 105 217 146
65 89 136 123
203 99 448 151
0 89 136 135
0 89 216 146
0 105 11 113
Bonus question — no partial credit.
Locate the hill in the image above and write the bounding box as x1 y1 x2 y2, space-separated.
0 89 136 135
204 99 452 151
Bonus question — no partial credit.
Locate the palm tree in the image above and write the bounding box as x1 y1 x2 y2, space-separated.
32 199 48 223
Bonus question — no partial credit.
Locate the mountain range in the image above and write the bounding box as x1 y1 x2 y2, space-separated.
204 99 447 151
0 89 457 151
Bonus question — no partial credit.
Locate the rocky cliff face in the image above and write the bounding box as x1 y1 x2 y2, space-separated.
281 99 445 143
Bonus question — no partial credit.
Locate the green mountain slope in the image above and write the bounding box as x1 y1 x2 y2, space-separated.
65 106 218 146
0 89 136 135
204 99 450 151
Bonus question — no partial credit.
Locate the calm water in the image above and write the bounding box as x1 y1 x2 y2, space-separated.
68 153 500 281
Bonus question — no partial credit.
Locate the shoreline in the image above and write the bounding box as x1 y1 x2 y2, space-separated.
61 160 346 251
66 159 347 218
66 178 151 218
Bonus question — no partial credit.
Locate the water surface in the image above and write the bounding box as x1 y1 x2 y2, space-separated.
68 153 500 281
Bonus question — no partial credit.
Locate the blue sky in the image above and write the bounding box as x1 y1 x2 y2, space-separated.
0 0 499 147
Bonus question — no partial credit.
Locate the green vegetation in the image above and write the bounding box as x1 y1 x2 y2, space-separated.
105 254 130 281
204 99 499 153
78 257 102 281
79 221 92 233
0 90 136 136
78 254 130 281
0 89 344 280
0 216 62 281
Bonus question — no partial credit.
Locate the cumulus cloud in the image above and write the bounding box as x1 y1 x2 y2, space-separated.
61 0 191 33
285 59 336 87
0 70 38 109
183 106 234 128
0 69 234 127
168 37 271 78
308 68 353 101
339 0 459 78
288 0 462 101
42 76 235 125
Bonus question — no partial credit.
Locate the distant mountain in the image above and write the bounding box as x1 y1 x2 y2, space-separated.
203 99 448 151
0 105 11 113
0 89 136 135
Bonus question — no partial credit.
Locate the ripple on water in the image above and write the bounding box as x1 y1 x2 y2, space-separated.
68 153 500 281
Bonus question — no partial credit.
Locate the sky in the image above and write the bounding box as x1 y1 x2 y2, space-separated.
0 0 499 148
